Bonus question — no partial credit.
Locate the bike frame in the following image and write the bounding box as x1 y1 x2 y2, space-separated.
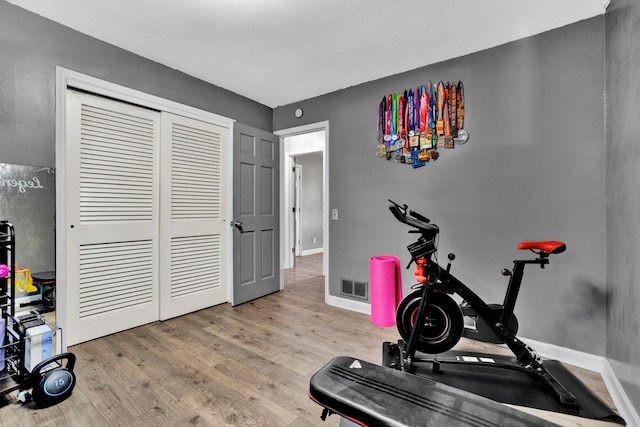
388 200 579 409
404 254 548 367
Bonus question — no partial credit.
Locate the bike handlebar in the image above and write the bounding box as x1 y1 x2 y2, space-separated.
388 200 439 235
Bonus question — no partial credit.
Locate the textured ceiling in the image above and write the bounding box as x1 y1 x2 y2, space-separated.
7 0 610 108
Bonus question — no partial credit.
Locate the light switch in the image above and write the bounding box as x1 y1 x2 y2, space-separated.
332 209 338 220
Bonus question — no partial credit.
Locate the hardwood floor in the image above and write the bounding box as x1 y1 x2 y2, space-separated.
0 254 620 426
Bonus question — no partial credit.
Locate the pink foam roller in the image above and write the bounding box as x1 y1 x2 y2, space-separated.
370 256 403 327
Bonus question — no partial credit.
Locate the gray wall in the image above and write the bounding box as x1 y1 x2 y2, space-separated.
274 18 607 355
295 154 323 252
0 0 272 168
605 0 640 411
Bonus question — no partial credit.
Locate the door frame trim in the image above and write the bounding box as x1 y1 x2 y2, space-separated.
274 122 329 298
293 164 302 257
55 67 235 349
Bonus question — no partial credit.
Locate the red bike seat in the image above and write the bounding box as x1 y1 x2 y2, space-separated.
518 241 566 254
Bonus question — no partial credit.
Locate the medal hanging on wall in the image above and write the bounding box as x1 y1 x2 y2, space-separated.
428 81 438 148
407 89 419 163
449 82 458 139
383 95 392 159
436 81 445 138
457 81 464 130
409 87 420 163
444 100 453 148
394 92 401 162
419 85 432 150
377 97 387 157
397 92 406 155
401 90 410 162
392 93 402 162
387 92 396 162
436 81 446 147
385 94 392 142
444 82 454 149
455 81 469 144
386 94 394 159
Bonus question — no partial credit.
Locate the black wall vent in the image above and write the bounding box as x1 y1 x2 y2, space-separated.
340 278 368 301
354 281 367 298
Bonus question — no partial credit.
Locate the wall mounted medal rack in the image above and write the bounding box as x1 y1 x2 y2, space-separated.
377 81 468 168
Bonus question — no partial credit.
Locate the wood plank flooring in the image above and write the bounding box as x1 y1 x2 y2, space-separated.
0 254 620 426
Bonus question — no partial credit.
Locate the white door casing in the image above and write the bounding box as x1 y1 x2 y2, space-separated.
294 164 302 256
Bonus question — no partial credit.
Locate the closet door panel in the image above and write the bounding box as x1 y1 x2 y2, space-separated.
65 90 160 345
159 112 229 320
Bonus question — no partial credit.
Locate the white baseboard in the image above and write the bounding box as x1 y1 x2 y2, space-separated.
491 336 640 426
519 336 606 373
301 248 323 256
601 359 640 427
326 295 370 315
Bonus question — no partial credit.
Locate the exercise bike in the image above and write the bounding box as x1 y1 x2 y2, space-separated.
386 199 580 410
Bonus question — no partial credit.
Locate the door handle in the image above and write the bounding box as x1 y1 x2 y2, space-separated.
230 221 243 232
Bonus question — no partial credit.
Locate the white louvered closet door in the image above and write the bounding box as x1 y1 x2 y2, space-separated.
65 90 160 345
159 113 228 320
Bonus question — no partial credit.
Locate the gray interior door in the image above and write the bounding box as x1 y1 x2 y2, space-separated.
232 123 280 305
